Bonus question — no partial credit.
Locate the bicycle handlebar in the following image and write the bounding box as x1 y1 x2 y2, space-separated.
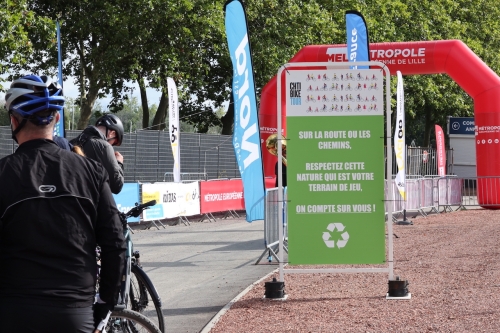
125 200 157 218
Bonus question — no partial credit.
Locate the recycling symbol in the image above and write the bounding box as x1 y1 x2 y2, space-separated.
323 223 349 248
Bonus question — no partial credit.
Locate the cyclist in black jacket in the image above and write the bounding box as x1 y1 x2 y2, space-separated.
70 114 125 194
0 75 126 332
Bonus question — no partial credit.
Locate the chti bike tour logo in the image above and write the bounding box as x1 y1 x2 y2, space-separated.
289 82 301 105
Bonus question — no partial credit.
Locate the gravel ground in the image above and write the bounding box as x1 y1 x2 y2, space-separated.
209 209 500 333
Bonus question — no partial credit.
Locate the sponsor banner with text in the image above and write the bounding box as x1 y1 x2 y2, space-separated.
200 179 245 213
141 182 200 221
435 125 446 176
112 183 140 223
394 71 406 200
167 77 181 182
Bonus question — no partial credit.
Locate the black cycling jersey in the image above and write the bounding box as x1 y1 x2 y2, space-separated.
70 126 124 194
0 139 126 307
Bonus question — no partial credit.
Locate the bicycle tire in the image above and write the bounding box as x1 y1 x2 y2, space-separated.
130 264 165 332
108 309 162 333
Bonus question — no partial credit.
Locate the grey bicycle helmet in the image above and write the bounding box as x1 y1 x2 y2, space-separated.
95 114 124 146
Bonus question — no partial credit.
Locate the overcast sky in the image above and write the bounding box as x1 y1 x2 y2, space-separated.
62 79 163 109
1 74 163 110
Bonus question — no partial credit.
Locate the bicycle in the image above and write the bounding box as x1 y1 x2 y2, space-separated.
96 200 164 333
118 200 165 332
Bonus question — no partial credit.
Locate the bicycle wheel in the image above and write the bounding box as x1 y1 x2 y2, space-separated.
130 264 165 332
107 309 162 333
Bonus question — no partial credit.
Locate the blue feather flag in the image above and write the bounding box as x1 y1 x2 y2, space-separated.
346 10 370 69
224 0 265 222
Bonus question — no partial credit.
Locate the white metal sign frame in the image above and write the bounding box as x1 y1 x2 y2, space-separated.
276 61 395 282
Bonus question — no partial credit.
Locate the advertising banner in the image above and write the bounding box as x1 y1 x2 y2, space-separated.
345 10 370 70
200 179 244 213
141 182 200 221
167 77 181 182
225 0 265 222
112 183 140 222
286 69 386 265
435 124 446 176
394 71 406 200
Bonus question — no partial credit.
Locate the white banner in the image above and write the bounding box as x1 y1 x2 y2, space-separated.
394 71 406 200
286 69 384 117
168 77 181 183
141 182 200 221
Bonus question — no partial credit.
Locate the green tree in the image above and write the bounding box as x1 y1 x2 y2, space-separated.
0 1 54 88
220 0 338 134
64 97 80 131
115 96 142 133
139 0 228 132
0 98 8 126
5 0 499 143
134 0 337 134
21 1 161 129
317 0 498 147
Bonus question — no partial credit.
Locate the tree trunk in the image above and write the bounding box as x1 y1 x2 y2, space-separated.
151 90 167 130
75 39 101 130
137 75 149 129
423 106 433 147
77 84 100 129
220 92 234 135
77 50 86 129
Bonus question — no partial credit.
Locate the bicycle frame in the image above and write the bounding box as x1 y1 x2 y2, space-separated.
113 200 156 311
115 228 133 310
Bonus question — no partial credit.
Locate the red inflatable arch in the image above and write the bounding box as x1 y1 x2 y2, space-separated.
259 40 500 207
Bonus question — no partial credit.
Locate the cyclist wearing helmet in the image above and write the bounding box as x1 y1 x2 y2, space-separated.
0 75 126 332
53 134 73 151
70 113 125 194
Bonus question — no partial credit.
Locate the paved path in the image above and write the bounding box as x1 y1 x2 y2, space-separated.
130 217 276 333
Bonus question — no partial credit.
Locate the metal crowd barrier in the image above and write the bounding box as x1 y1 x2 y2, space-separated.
438 176 500 210
255 187 288 264
162 172 208 182
435 176 463 211
419 177 437 214
385 175 500 219
385 178 427 221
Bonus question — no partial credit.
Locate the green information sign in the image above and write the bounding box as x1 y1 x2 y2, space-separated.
286 69 386 265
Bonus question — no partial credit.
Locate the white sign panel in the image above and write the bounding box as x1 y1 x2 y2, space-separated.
286 69 384 117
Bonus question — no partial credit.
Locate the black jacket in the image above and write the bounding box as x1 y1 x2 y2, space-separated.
0 139 125 307
70 126 124 194
275 161 287 187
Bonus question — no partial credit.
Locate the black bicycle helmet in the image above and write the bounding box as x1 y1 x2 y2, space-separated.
5 75 64 126
95 114 124 146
